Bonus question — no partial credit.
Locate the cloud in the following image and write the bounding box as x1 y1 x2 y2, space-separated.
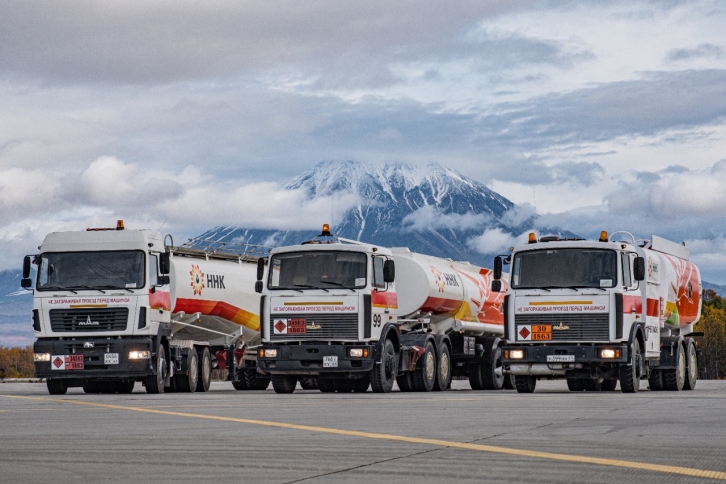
667 43 726 62
468 228 527 254
402 205 492 232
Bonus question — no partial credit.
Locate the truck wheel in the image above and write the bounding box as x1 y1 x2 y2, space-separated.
601 379 618 391
583 378 603 391
664 344 686 391
299 377 318 390
145 345 166 394
117 380 135 394
468 362 484 390
684 340 698 391
566 378 585 391
175 349 199 393
413 341 436 392
83 382 102 394
196 347 212 392
396 372 415 392
433 344 452 392
503 373 516 390
231 372 249 390
47 379 68 395
482 346 505 390
244 368 271 390
619 339 641 393
514 375 536 393
353 374 370 393
370 339 397 393
648 369 664 391
316 378 336 393
271 375 297 394
333 379 355 393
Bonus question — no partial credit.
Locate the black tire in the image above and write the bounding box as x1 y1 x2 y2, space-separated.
231 369 249 390
684 340 698 391
175 349 199 393
413 341 436 392
117 380 135 394
145 345 166 394
317 378 336 393
244 368 271 390
353 374 370 393
396 372 415 392
299 377 319 390
619 339 641 393
601 379 618 391
583 378 603 391
433 344 452 392
196 347 212 392
664 344 686 391
82 382 102 394
370 339 397 393
46 378 68 395
271 374 297 394
514 375 536 393
468 362 484 390
482 346 505 390
503 373 516 390
566 378 585 392
648 369 664 391
333 379 355 393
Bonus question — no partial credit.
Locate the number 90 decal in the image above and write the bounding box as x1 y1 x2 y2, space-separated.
372 313 382 327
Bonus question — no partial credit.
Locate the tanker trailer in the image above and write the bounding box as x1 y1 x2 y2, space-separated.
25 222 269 394
255 225 509 394
496 231 702 393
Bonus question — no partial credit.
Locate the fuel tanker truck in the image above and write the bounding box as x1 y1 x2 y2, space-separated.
254 225 509 394
23 221 270 395
492 231 702 393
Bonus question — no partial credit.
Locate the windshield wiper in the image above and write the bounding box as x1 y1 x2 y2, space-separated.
293 284 328 292
96 285 135 293
319 280 355 292
67 285 106 293
39 285 77 294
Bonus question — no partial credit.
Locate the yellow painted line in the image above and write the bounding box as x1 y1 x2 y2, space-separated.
1 394 725 480
529 301 593 306
283 301 344 306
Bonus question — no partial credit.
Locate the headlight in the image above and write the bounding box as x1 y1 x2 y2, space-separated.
599 348 620 359
349 348 368 358
509 349 525 359
259 348 278 358
128 350 151 360
33 353 51 362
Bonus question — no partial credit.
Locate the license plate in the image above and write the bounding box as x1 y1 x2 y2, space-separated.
323 356 338 368
547 355 575 363
104 353 119 365
287 318 307 334
51 354 84 370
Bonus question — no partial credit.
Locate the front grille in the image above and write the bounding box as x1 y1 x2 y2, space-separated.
270 313 358 341
515 313 609 341
49 308 129 332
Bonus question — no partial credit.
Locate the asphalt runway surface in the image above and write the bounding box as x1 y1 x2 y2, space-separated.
1 379 725 483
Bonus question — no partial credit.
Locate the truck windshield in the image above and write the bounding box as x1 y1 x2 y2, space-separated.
268 251 367 290
512 248 617 289
36 251 146 291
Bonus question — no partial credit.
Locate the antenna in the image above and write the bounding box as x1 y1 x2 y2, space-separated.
155 219 168 237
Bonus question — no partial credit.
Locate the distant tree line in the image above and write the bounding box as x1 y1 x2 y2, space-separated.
0 346 34 378
696 289 726 379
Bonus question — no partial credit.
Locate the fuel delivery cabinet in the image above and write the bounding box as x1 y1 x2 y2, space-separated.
493 231 702 393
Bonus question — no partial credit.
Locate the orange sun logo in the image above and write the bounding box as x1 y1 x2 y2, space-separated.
430 266 446 293
190 264 205 296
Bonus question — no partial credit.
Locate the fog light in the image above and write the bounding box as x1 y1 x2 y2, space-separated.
128 350 150 360
33 353 51 362
600 348 620 359
510 349 525 359
260 348 277 358
349 348 363 357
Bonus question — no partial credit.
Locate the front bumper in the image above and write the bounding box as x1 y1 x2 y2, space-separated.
34 337 154 380
503 344 628 376
257 344 374 375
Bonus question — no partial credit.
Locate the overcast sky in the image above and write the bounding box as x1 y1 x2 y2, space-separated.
2 1 726 282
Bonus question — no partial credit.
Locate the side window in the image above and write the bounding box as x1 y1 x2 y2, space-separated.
373 257 385 289
149 254 159 287
621 253 632 288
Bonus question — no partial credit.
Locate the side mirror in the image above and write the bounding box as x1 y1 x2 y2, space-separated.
256 258 265 281
21 278 32 289
23 256 31 279
159 253 170 275
157 275 170 286
491 280 502 293
493 256 502 280
634 257 645 281
383 259 395 283
255 281 263 293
